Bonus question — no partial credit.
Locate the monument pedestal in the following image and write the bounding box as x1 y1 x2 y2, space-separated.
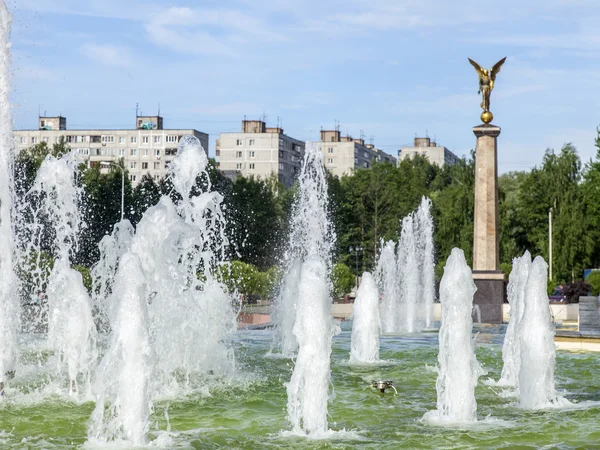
472 124 505 324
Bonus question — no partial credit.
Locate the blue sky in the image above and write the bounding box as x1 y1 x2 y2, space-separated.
9 0 600 173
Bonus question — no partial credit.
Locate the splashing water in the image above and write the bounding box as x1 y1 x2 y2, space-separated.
498 251 531 387
397 214 422 332
285 145 336 436
0 3 18 392
423 248 483 423
25 153 96 392
88 252 153 446
518 256 569 409
376 240 399 334
270 257 301 356
350 272 380 363
130 135 235 389
91 219 134 332
416 197 435 328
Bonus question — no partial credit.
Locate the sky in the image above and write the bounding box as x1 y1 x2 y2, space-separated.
9 0 600 173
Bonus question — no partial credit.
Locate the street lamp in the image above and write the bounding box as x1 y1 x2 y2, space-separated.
348 244 363 290
100 161 125 221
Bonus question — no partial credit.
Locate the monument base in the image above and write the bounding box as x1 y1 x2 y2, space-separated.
472 270 505 324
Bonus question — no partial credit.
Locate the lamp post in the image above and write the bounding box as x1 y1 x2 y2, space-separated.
100 161 124 221
348 245 363 290
549 207 553 281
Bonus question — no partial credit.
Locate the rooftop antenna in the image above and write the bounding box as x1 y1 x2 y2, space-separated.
426 128 429 138
44 110 47 117
136 102 139 117
334 119 339 132
370 135 374 146
360 129 365 141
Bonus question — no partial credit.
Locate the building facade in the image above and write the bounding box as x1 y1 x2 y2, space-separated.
14 115 209 186
314 130 396 178
398 137 460 167
216 120 305 188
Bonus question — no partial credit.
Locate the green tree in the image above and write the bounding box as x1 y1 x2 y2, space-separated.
332 262 355 298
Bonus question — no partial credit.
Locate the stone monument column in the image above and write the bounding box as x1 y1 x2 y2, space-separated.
472 124 504 323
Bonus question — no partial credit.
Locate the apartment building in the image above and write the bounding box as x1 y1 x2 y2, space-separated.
398 137 460 167
14 115 209 186
216 120 305 188
314 129 396 178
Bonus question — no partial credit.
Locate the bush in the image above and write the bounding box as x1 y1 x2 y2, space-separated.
587 272 600 296
563 281 591 303
332 263 354 299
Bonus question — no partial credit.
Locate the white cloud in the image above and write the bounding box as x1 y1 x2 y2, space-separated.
81 44 136 67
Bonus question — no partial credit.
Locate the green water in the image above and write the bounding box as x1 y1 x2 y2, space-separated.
1 325 600 449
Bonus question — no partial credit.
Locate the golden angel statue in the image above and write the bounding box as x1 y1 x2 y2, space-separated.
468 57 506 123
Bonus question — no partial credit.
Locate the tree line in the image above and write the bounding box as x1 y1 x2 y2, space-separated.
13 129 600 300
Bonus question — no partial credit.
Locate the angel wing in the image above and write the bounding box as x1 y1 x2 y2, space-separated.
490 57 506 80
468 58 485 78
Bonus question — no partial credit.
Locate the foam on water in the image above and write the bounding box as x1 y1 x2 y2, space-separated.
423 248 483 423
350 272 380 363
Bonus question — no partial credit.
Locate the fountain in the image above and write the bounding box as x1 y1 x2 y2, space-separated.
270 257 301 356
0 1 17 395
88 252 153 446
497 251 531 387
376 197 435 333
350 272 380 363
397 214 422 332
423 248 483 423
518 256 569 409
416 197 435 328
26 153 96 394
285 144 336 436
376 240 399 334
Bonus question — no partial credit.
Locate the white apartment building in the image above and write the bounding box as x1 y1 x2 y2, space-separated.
398 137 460 167
14 115 209 186
314 130 396 178
216 120 304 188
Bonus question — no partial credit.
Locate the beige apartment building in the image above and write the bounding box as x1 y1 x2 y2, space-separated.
216 120 305 188
314 129 396 178
14 115 209 186
398 137 460 167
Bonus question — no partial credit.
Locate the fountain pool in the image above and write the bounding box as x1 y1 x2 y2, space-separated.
1 325 600 448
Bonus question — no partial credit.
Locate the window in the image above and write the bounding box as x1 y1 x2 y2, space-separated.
142 162 148 169
154 162 161 169
131 136 137 144
249 139 255 146
236 163 242 170
31 137 38 144
129 175 137 182
119 136 125 143
56 137 62 143
130 162 136 169
155 149 161 156
165 148 177 156
119 149 125 157
143 149 149 157
249 163 255 170
327 158 334 164
249 151 255 158
153 174 160 181
91 136 101 143
42 137 49 143
278 150 283 158
40 120 45 127
328 147 334 153
364 152 368 158
130 149 137 156
236 151 242 158
142 136 149 144
154 136 161 144
166 135 178 143
279 162 284 171
19 136 25 144
101 135 115 143
236 139 242 146
331 136 335 142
